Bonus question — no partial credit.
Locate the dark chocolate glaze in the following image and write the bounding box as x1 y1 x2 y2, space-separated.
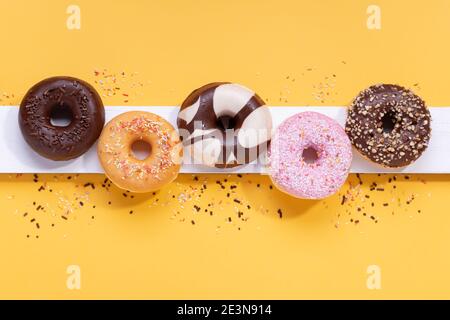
177 82 271 168
345 84 431 167
19 76 105 161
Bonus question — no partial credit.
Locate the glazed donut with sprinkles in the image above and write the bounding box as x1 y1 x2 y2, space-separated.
269 111 353 199
97 111 183 193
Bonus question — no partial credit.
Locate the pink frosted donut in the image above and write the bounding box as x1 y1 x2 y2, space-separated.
269 111 352 199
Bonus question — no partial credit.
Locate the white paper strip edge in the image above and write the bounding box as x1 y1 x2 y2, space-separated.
1 105 447 174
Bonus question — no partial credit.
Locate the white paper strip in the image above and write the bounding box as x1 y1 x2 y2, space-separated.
1 106 447 174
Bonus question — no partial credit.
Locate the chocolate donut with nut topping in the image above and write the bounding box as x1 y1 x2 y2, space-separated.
345 84 431 167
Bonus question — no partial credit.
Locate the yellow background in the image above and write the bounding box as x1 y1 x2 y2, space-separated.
0 0 449 299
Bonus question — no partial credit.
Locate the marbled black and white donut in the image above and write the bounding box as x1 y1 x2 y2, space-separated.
177 82 272 168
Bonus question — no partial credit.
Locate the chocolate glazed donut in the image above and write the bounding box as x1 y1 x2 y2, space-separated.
345 84 431 167
19 76 105 161
177 82 272 168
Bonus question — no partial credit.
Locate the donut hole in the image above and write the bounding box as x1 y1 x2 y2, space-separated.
50 103 73 127
131 140 152 160
381 112 397 133
216 115 236 131
302 147 319 164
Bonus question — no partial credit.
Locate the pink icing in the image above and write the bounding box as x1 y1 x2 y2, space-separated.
269 111 352 199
